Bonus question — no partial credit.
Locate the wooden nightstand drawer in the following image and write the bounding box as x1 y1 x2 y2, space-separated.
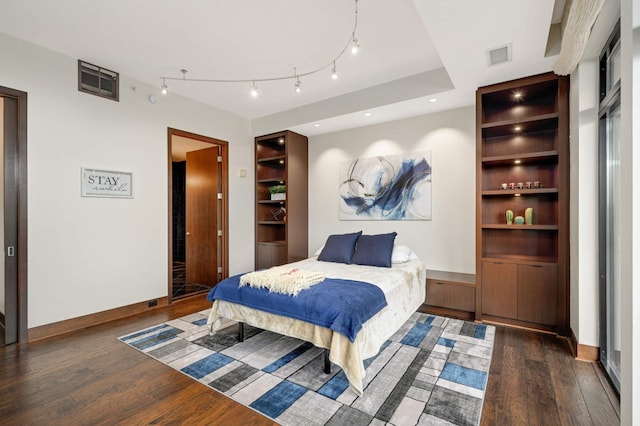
427 281 475 312
425 270 475 313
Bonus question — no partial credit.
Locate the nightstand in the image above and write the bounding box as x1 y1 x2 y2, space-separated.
421 270 476 320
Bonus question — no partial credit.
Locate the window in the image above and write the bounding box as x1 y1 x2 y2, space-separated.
598 20 621 393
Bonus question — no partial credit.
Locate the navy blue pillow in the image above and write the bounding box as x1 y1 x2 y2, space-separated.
352 232 398 267
317 231 362 264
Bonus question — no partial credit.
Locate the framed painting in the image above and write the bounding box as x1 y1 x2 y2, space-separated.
339 151 431 220
81 167 134 198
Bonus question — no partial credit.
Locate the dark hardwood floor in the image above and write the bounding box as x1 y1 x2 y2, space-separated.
481 326 619 425
0 298 277 426
0 299 619 425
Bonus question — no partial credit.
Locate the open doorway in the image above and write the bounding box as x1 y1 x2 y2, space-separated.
168 128 228 302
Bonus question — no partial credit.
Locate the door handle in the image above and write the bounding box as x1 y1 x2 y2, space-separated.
7 246 14 257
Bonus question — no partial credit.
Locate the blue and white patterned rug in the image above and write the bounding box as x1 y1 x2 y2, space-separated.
119 311 495 426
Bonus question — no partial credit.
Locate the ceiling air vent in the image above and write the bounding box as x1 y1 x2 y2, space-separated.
78 60 119 101
487 44 512 66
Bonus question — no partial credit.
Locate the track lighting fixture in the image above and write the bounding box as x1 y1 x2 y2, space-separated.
158 0 360 98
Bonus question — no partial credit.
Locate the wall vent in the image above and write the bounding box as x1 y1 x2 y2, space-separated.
78 60 119 101
487 44 512 66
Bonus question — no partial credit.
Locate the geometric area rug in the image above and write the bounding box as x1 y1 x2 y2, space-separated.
118 310 495 426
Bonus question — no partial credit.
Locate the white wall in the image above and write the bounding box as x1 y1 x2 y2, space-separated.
308 106 476 273
569 61 600 348
0 34 255 328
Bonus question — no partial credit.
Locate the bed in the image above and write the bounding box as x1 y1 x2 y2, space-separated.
206 233 426 396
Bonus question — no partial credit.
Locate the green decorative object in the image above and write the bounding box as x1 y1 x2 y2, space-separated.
506 209 514 225
269 184 286 200
514 215 525 225
525 207 533 225
269 184 286 194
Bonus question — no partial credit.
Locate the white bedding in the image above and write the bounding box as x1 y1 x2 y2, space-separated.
206 256 426 396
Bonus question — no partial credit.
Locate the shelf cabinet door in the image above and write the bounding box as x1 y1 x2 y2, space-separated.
256 243 286 270
481 261 517 319
517 264 558 325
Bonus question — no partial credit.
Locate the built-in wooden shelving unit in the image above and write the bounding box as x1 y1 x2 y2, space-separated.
476 72 570 335
255 130 308 270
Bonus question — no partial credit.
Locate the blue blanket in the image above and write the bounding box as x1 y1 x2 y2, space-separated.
206 274 388 343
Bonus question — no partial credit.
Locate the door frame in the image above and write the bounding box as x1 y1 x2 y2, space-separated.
167 128 228 303
0 86 28 344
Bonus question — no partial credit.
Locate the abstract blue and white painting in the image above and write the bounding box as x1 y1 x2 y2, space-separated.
339 151 432 220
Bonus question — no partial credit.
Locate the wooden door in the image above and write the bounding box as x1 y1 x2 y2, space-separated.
481 261 517 319
185 147 218 287
2 96 18 344
517 264 558 325
0 87 26 345
256 242 286 270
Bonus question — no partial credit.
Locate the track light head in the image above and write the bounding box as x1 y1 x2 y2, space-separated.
250 81 259 98
293 68 302 93
331 61 338 80
161 78 168 95
351 35 359 54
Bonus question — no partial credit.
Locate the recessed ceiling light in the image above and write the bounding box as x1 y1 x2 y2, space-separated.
313 124 321 127
364 112 372 117
514 159 521 164
429 98 438 103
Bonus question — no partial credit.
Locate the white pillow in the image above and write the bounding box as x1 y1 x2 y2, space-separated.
391 244 418 263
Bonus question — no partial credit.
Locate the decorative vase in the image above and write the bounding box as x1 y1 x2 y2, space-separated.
525 207 533 225
506 209 514 225
514 215 525 225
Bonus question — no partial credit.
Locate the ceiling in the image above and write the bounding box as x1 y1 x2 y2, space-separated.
0 0 563 136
